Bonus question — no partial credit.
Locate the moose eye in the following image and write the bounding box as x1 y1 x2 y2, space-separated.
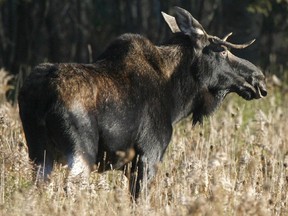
220 50 227 57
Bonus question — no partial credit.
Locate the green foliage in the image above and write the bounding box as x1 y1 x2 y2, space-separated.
247 0 288 16
247 0 272 16
247 0 288 27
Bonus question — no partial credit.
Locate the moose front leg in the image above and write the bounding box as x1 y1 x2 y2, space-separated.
129 156 160 198
128 154 161 199
128 126 172 199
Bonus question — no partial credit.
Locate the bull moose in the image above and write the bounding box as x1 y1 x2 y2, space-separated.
18 7 267 198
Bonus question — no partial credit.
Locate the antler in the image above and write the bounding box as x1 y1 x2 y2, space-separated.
222 32 233 41
208 33 255 49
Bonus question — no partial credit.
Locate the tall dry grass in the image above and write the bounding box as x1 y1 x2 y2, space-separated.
0 68 288 215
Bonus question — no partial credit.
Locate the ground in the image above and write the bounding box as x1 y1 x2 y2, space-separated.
0 68 288 216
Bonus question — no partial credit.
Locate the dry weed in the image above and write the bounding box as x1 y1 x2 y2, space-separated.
0 74 288 215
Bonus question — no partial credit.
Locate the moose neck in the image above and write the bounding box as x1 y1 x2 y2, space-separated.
158 34 224 125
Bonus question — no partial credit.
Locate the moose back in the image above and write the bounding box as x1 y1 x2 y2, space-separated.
18 7 267 198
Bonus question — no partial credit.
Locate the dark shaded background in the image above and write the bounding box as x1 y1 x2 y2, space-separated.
0 0 287 78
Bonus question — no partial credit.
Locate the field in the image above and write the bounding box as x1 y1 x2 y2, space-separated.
0 68 288 215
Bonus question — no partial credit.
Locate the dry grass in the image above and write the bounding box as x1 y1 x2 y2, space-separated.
1 68 288 215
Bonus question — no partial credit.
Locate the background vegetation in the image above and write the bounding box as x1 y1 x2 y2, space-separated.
0 0 288 215
0 0 288 78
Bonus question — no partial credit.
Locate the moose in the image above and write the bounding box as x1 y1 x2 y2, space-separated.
18 7 267 198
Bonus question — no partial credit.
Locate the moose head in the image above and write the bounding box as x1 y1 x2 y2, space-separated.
162 7 267 124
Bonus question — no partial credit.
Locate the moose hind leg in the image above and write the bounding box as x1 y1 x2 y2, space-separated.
66 152 93 193
19 108 54 181
46 103 99 192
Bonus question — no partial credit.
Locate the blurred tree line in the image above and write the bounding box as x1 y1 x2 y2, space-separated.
0 0 287 78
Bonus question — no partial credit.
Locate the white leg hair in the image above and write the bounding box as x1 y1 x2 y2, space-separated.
66 153 92 193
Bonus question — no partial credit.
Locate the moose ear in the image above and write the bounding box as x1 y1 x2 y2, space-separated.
173 7 206 37
161 12 181 33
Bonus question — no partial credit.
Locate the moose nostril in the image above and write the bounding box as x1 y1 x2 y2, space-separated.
257 85 267 98
258 81 267 97
261 89 267 97
255 81 267 98
260 83 268 97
